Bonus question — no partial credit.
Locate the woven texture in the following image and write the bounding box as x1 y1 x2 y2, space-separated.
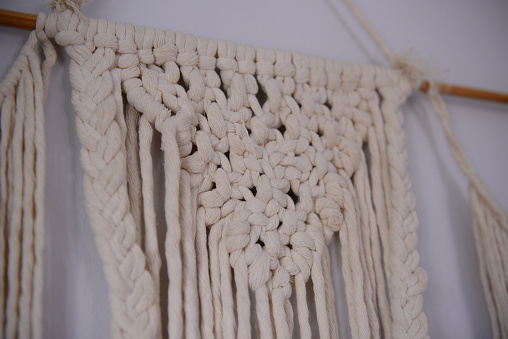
0 7 435 339
43 8 428 338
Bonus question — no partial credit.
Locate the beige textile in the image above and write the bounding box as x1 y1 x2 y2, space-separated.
42 7 430 338
0 3 505 339
0 14 56 339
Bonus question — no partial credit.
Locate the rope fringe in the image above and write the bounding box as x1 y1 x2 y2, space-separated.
428 87 508 338
0 13 56 339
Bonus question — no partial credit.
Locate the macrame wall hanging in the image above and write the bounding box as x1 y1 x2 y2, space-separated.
0 1 507 339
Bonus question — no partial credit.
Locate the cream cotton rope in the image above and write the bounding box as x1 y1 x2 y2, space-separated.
0 12 56 339
0 1 506 339
2 3 424 339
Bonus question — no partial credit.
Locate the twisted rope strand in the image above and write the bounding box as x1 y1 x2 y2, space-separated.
195 206 215 336
18 55 37 339
32 14 56 338
125 105 143 246
158 116 184 339
321 248 339 339
180 170 201 339
138 115 163 339
5 60 28 339
380 85 428 339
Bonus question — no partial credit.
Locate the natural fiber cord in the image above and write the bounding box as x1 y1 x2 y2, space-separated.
0 12 56 339
0 1 506 339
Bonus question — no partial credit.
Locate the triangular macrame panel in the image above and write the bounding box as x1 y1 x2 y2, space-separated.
6 9 428 339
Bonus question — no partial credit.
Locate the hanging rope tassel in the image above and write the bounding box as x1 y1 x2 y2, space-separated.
0 12 56 339
427 87 508 339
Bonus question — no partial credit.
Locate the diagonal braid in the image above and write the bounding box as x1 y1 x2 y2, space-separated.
47 10 162 338
379 74 429 339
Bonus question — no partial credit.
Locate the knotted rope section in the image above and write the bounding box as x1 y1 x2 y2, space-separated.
1 2 427 338
42 5 423 337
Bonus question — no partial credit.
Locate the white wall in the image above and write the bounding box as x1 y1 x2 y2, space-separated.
1 1 507 338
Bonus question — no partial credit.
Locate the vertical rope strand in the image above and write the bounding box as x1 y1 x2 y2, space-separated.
158 116 183 338
367 125 392 338
255 285 273 339
353 160 380 338
338 172 370 339
5 65 27 339
18 57 36 339
311 251 331 339
180 170 201 339
231 254 251 339
321 248 339 339
470 189 508 339
469 191 498 339
32 17 56 338
219 236 236 338
270 268 291 339
138 115 162 339
364 152 390 338
284 290 294 337
125 105 143 246
295 274 311 339
0 20 55 338
271 289 290 339
0 56 18 339
209 221 224 339
195 206 214 336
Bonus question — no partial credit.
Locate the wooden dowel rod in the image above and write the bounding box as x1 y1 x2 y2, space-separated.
420 80 508 104
1 8 507 105
0 9 36 30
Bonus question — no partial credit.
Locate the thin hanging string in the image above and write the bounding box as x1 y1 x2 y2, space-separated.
332 0 431 88
340 0 395 64
426 88 507 221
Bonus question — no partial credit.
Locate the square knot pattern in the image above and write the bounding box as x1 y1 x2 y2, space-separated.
11 8 430 339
